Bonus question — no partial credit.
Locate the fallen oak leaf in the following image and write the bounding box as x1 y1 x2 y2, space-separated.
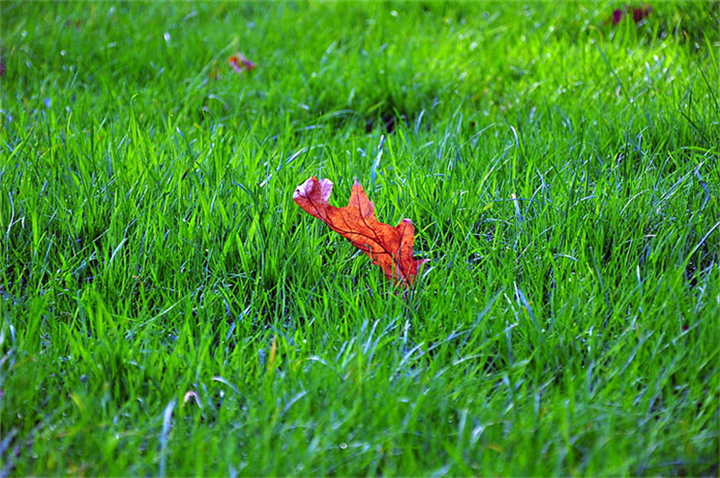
293 176 428 287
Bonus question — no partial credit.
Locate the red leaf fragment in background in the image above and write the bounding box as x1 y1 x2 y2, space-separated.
612 9 625 25
293 177 428 287
229 52 255 74
611 4 652 26
632 5 652 23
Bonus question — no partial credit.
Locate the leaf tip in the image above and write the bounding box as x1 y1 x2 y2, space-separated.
293 176 333 201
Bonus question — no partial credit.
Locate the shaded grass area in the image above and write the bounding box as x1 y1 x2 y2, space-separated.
1 1 719 476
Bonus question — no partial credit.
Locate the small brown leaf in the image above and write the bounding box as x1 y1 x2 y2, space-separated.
293 177 428 287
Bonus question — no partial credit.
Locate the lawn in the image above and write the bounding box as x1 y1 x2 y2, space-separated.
1 1 719 476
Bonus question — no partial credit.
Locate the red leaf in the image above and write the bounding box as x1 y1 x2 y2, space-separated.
610 4 652 26
632 5 652 23
293 177 428 287
229 52 255 74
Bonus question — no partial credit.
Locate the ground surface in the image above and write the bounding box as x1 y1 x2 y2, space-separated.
1 2 719 476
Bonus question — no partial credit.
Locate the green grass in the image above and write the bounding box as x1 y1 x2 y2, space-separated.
1 1 719 476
